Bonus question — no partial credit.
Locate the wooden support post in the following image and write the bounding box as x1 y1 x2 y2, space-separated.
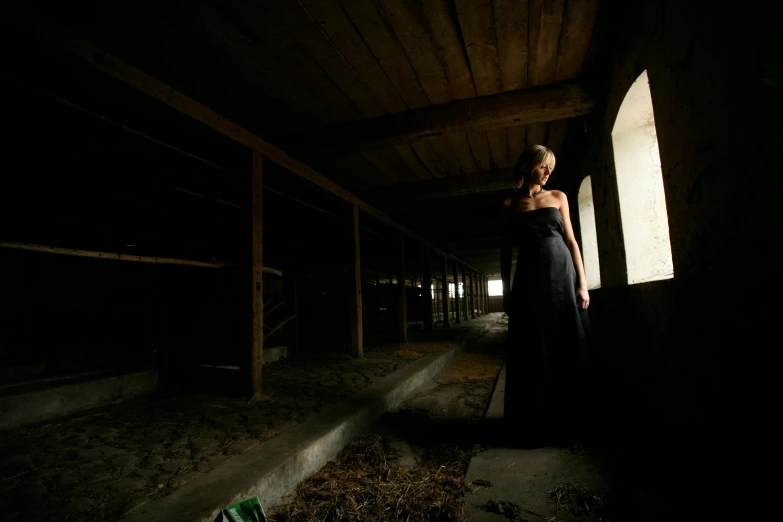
452 261 461 324
468 270 476 319
397 232 408 343
461 265 469 321
423 250 433 331
250 150 264 397
348 205 363 358
485 276 490 314
441 255 450 328
476 272 483 316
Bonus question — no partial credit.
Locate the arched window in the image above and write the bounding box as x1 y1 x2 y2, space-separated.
611 70 674 284
578 176 601 289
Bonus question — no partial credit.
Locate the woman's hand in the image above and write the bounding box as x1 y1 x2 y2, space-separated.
576 286 590 311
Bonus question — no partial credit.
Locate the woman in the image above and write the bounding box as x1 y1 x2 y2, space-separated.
500 144 590 447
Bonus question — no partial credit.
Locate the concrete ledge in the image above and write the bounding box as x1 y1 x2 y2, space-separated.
125 349 458 522
0 370 158 430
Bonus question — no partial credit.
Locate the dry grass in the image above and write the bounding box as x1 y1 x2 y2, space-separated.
270 436 473 522
549 482 606 518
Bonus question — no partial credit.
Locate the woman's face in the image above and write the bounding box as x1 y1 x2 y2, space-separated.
529 159 555 186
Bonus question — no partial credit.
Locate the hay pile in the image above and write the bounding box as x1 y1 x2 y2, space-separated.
549 482 605 518
271 436 472 521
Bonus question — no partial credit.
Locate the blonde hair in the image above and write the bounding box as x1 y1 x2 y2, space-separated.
512 144 556 187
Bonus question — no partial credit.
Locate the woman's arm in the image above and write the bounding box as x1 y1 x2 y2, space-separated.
556 191 590 310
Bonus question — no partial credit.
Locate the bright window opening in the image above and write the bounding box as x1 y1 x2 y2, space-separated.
611 70 674 284
578 176 601 289
488 280 503 297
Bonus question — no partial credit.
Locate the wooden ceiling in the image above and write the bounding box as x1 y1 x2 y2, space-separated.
11 0 605 277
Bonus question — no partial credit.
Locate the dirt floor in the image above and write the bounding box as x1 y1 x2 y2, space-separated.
270 322 507 521
0 339 457 521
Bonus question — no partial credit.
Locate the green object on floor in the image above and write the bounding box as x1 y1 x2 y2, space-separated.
223 496 267 522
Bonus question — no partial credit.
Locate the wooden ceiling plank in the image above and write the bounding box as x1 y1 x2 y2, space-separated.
448 133 480 174
466 131 492 172
280 80 596 153
429 137 464 176
377 0 453 105
297 0 408 114
337 0 430 109
528 0 566 86
546 119 570 157
453 0 502 96
361 150 406 186
453 0 507 176
494 0 530 91
507 125 528 168
199 1 363 126
555 0 600 81
393 144 433 181
364 167 514 203
487 127 510 168
411 142 449 178
421 0 477 100
259 0 387 119
526 122 548 148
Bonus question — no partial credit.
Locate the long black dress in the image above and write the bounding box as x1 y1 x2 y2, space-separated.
504 206 589 444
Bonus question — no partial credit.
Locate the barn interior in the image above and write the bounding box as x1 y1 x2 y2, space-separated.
1 0 777 520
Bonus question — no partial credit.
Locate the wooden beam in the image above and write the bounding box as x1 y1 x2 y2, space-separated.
0 242 285 276
397 231 408 343
348 205 363 358
250 150 264 397
15 11 481 274
363 168 514 204
461 264 469 321
441 255 450 328
280 80 597 153
469 271 476 319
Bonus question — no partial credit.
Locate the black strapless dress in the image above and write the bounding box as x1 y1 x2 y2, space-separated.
504 207 589 443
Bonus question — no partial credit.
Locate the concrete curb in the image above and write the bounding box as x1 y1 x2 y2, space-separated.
0 370 158 431
125 316 498 521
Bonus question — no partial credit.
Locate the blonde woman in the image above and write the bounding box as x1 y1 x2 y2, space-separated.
500 144 590 447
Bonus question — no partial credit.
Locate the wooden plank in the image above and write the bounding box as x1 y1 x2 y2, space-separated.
377 0 452 105
454 0 502 96
257 0 386 118
297 0 407 114
494 0 530 91
454 0 506 175
411 142 448 178
21 12 481 272
421 0 477 100
467 131 492 172
394 144 433 181
283 80 597 153
487 127 509 168
397 232 408 342
526 122 548 148
338 0 430 109
528 0 566 86
555 0 600 81
460 265 469 320
194 1 362 126
0 241 287 272
348 205 364 357
507 125 528 168
546 119 570 156
441 255 450 327
363 167 515 203
250 150 264 396
449 134 480 174
363 148 421 185
469 271 476 318
429 137 464 176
